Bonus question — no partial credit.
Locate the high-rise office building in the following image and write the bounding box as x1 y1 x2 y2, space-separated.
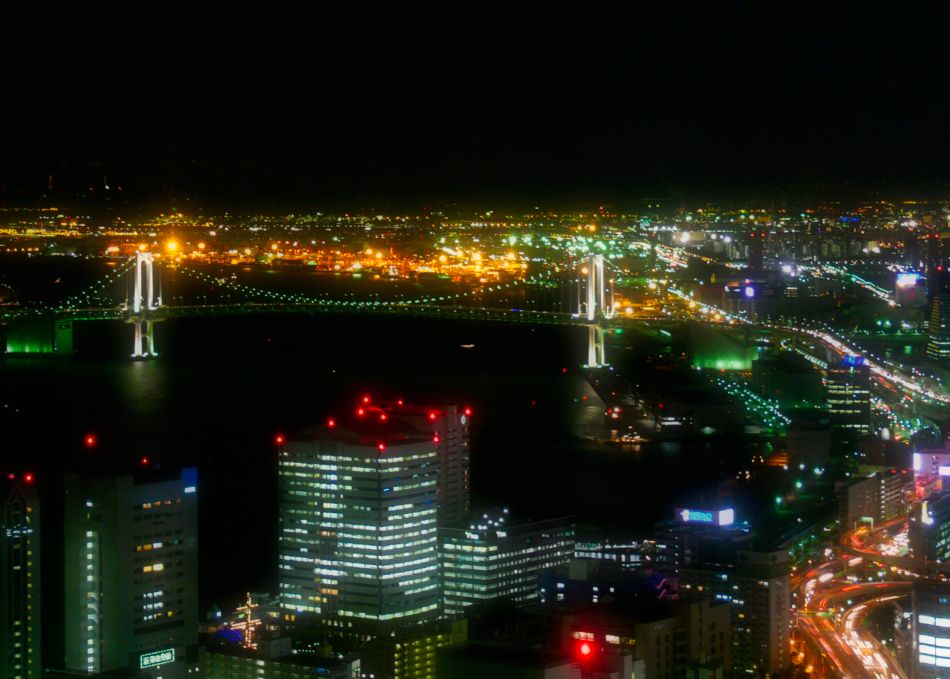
568 597 732 679
377 402 470 526
359 618 468 679
746 230 765 277
928 292 950 364
910 492 950 563
680 549 790 677
278 408 441 630
1 473 40 679
826 355 871 434
440 510 574 616
837 469 908 531
912 580 950 677
203 637 357 679
64 467 199 677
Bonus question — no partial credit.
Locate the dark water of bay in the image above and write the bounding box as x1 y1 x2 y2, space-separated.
1 314 753 612
0 257 755 615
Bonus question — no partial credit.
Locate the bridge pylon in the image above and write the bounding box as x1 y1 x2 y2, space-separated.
579 253 615 322
125 252 162 358
585 324 607 368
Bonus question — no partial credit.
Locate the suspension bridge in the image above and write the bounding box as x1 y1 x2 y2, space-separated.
1 252 650 364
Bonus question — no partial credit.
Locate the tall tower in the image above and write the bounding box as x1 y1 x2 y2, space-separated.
128 251 161 358
64 467 199 677
826 356 871 435
747 230 765 278
378 402 471 525
278 408 440 631
1 473 40 679
928 292 950 365
581 253 613 321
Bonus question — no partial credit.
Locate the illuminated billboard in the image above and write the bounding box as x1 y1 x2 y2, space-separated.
676 508 735 526
139 648 175 669
896 272 920 288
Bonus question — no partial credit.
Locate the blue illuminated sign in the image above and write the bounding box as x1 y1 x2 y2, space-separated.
679 508 713 523
676 507 735 526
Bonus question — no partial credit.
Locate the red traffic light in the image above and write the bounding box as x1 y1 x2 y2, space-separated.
275 434 286 446
23 472 34 484
579 642 592 657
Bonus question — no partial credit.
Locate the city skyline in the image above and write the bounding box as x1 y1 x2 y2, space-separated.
5 5 950 679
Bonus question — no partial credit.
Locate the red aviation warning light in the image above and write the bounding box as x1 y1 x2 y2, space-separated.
433 434 441 444
463 407 473 417
84 434 97 448
428 411 438 421
140 456 149 466
23 472 34 484
327 418 336 428
377 442 386 452
274 434 286 446
574 637 598 676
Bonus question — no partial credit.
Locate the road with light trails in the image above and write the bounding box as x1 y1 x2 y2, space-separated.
797 580 910 678
841 594 909 679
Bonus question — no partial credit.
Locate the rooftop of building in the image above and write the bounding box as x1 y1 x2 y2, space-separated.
438 642 570 670
567 595 731 630
203 638 355 668
441 508 575 537
1 472 38 503
285 395 468 449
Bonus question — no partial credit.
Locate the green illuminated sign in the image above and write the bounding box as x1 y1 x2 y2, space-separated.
139 648 175 669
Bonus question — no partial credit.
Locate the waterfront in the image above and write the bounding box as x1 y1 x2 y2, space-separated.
1 311 756 609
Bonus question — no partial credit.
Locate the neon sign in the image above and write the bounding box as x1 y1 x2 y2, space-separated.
140 648 175 669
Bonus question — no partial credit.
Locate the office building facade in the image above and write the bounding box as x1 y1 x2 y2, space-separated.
64 467 199 677
203 640 357 679
680 550 790 677
910 492 950 563
278 420 440 629
837 469 908 530
913 580 950 677
378 402 470 526
927 292 950 364
825 355 871 434
440 510 574 616
1 473 40 679
569 597 731 679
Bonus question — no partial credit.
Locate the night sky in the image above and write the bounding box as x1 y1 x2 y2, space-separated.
2 4 949 208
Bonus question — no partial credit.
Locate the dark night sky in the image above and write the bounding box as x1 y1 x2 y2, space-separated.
2 4 949 208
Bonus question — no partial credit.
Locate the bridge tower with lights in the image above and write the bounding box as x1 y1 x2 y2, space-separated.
124 251 162 358
577 253 615 367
